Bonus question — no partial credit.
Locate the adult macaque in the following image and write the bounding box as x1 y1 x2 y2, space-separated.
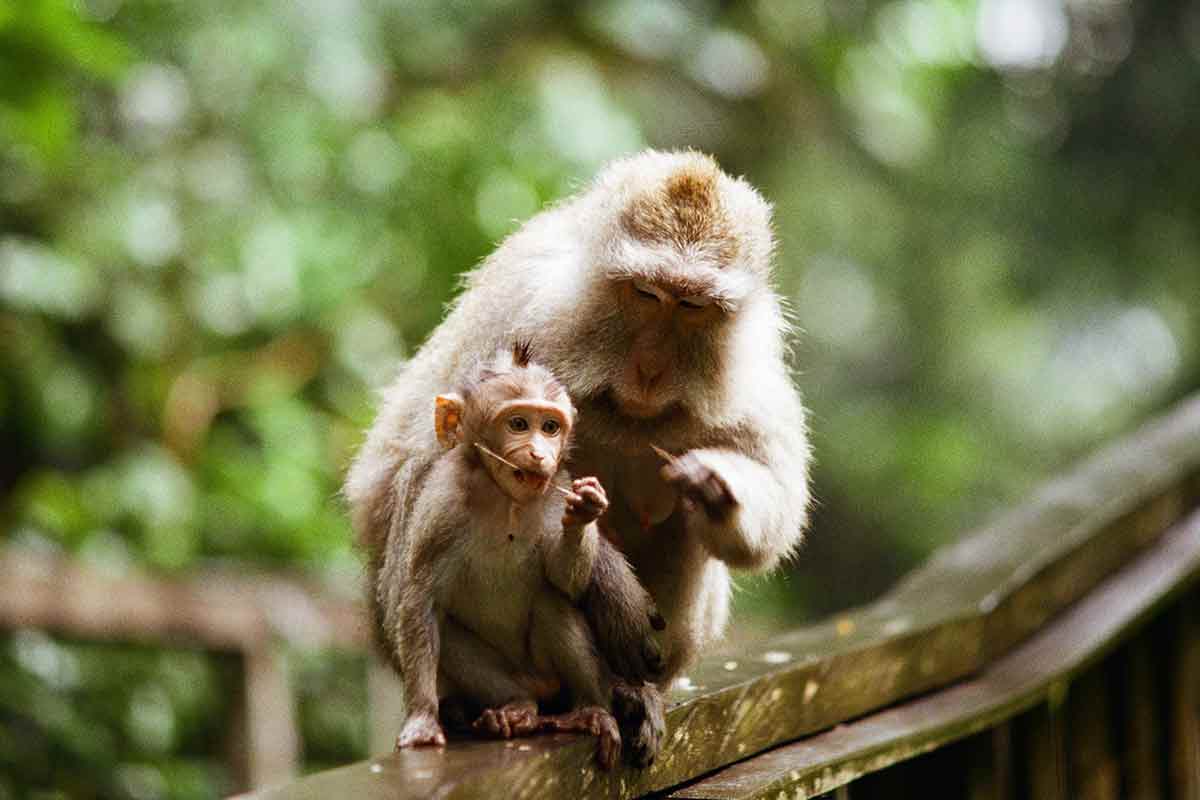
348 150 811 766
388 344 663 769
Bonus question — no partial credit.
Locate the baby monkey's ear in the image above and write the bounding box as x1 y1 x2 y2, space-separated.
434 394 465 449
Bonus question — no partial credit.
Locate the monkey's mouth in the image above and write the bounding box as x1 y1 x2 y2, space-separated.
512 469 549 492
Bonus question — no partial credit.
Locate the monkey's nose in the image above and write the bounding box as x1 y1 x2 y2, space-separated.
529 450 544 463
636 363 664 389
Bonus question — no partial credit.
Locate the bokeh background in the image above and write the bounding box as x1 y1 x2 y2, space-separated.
2 0 1198 796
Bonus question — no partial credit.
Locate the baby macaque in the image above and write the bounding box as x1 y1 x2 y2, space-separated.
388 343 663 768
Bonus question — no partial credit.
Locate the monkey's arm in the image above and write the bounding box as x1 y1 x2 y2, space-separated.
543 476 607 599
380 467 464 748
385 562 446 747
543 521 600 600
665 385 811 572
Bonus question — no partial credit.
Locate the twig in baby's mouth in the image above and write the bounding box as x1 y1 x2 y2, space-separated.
474 442 573 496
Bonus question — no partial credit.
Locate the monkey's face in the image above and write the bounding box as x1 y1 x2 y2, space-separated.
611 278 723 419
482 400 572 502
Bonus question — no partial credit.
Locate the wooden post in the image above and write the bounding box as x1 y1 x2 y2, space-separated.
367 654 406 755
1120 634 1163 799
1067 668 1119 800
229 643 300 791
1022 690 1067 800
1170 596 1200 800
966 724 1012 800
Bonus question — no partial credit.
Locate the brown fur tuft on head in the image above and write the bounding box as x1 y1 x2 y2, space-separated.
512 339 534 368
619 157 739 264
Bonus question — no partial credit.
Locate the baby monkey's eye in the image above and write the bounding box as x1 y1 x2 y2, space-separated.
679 296 712 310
508 416 529 432
541 419 560 435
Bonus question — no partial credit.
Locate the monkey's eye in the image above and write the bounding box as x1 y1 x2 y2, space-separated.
631 280 663 303
679 295 713 310
541 419 560 435
508 416 529 433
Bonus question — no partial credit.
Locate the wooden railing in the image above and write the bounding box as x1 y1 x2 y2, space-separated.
0 549 366 791
246 392 1200 800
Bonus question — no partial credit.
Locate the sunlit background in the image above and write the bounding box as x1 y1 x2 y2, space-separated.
1 0 1198 796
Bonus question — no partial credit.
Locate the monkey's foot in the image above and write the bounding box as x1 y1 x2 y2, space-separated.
613 683 665 768
395 712 447 749
539 706 621 770
471 701 540 739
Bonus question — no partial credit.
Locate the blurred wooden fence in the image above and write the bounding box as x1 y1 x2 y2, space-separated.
0 547 367 791
239 392 1200 799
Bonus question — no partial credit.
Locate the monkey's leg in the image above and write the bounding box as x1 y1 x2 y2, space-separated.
530 592 622 768
581 538 666 684
390 589 446 750
437 617 541 740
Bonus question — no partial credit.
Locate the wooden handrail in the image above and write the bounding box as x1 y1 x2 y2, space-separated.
0 551 365 651
675 508 1200 798
0 550 365 790
249 393 1200 800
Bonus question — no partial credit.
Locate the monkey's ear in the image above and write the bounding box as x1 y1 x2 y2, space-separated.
434 394 465 449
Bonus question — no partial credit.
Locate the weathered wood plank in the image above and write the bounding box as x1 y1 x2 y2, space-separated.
670 509 1200 800
0 548 364 651
246 394 1200 800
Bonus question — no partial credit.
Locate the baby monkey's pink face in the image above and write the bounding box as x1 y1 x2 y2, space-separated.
482 399 572 503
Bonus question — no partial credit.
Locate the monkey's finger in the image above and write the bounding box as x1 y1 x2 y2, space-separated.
512 710 539 736
700 478 725 508
576 485 606 506
573 476 603 491
597 722 621 770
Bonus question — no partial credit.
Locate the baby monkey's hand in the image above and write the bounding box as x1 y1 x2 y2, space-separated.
563 476 609 528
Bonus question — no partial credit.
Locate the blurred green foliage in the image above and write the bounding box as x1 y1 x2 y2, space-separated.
1 0 1198 796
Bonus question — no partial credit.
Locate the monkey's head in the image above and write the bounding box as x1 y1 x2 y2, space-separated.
564 150 778 422
435 342 576 503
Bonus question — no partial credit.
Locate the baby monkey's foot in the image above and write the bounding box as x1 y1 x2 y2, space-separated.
396 711 447 749
472 701 540 739
563 476 609 528
539 706 621 770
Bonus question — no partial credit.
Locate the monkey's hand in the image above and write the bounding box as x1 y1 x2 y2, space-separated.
396 710 447 749
563 476 609 529
661 452 737 523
